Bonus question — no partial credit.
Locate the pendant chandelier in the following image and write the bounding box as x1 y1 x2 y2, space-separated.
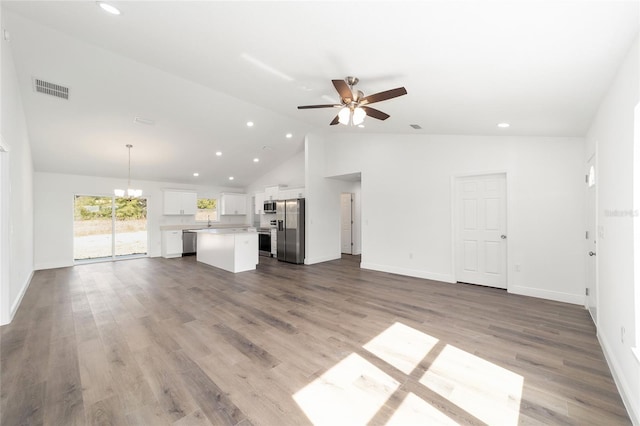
114 144 142 198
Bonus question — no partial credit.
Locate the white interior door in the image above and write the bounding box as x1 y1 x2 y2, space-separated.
586 155 597 323
455 174 507 289
340 193 353 254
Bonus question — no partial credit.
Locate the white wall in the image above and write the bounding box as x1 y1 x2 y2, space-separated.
306 132 586 304
1 13 35 325
586 35 639 424
245 150 305 195
305 134 347 264
34 172 247 270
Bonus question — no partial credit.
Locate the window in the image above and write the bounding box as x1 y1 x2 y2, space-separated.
196 198 218 222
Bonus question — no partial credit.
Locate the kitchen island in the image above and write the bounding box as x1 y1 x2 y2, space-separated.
194 229 258 273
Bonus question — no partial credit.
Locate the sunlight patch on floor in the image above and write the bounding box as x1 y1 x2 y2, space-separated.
386 392 458 425
293 353 400 425
293 323 523 425
363 322 439 374
420 344 523 425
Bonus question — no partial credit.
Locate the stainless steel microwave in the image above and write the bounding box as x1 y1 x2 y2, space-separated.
263 200 277 213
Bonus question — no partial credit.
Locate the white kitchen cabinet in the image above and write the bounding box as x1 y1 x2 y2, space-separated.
220 193 247 215
278 187 305 200
161 230 183 258
254 192 265 215
163 190 197 215
264 185 280 200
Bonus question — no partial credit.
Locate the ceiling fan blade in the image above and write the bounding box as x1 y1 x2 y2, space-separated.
298 104 341 109
330 115 340 125
361 87 407 105
361 106 390 121
332 79 353 103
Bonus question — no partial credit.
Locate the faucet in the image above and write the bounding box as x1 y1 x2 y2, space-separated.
207 215 211 228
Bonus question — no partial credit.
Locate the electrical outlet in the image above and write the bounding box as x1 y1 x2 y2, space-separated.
515 264 521 272
409 253 413 259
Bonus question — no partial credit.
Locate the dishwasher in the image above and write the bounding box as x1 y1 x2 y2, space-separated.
182 230 197 256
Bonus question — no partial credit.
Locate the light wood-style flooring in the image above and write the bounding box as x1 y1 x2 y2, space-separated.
0 255 631 425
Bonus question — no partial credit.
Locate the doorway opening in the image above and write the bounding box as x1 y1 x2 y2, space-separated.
586 152 597 324
341 193 354 254
453 173 507 289
73 195 148 262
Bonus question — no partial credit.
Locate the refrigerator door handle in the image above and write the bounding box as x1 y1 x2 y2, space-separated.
278 220 284 231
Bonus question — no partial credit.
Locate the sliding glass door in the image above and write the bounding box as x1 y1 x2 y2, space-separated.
74 195 147 261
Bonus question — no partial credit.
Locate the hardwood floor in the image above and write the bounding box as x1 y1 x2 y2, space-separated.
1 255 631 425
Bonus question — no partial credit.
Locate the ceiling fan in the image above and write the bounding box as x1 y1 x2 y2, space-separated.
297 76 407 126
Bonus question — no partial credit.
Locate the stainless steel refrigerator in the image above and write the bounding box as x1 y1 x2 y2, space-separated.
276 198 305 264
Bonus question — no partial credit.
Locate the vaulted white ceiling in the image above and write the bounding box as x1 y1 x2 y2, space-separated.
2 1 638 187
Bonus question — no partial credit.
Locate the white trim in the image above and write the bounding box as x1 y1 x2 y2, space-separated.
509 284 584 305
0 147 10 325
34 261 73 270
7 271 33 324
598 332 639 425
360 262 455 283
305 254 341 265
632 347 640 364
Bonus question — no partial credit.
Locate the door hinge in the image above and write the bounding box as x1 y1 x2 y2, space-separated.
585 231 589 239
586 288 590 296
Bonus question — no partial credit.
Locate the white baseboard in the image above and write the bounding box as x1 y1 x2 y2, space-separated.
34 261 73 270
6 270 33 325
509 285 583 305
598 332 639 425
305 254 341 265
360 262 455 283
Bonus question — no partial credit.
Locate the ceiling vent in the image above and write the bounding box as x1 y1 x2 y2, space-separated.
32 77 69 100
410 124 422 129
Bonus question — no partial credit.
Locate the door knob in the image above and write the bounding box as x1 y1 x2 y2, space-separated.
589 251 596 256
500 235 507 239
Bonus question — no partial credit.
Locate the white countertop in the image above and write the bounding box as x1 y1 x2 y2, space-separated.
159 224 251 231
192 228 256 235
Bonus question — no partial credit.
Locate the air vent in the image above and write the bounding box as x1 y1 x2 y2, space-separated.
410 124 422 130
33 78 69 100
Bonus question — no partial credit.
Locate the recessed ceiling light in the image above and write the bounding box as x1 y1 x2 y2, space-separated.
497 122 510 128
229 176 234 181
253 158 259 163
193 172 199 177
246 121 254 127
285 133 293 139
97 2 121 15
215 151 222 156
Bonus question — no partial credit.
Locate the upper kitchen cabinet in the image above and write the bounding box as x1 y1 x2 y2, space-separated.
279 187 305 200
220 193 247 215
163 190 197 215
254 192 265 215
264 185 281 200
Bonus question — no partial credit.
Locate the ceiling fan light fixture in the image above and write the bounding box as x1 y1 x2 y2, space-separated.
352 107 366 125
338 107 351 125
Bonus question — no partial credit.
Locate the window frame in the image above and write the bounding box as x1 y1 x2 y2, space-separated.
195 196 220 223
